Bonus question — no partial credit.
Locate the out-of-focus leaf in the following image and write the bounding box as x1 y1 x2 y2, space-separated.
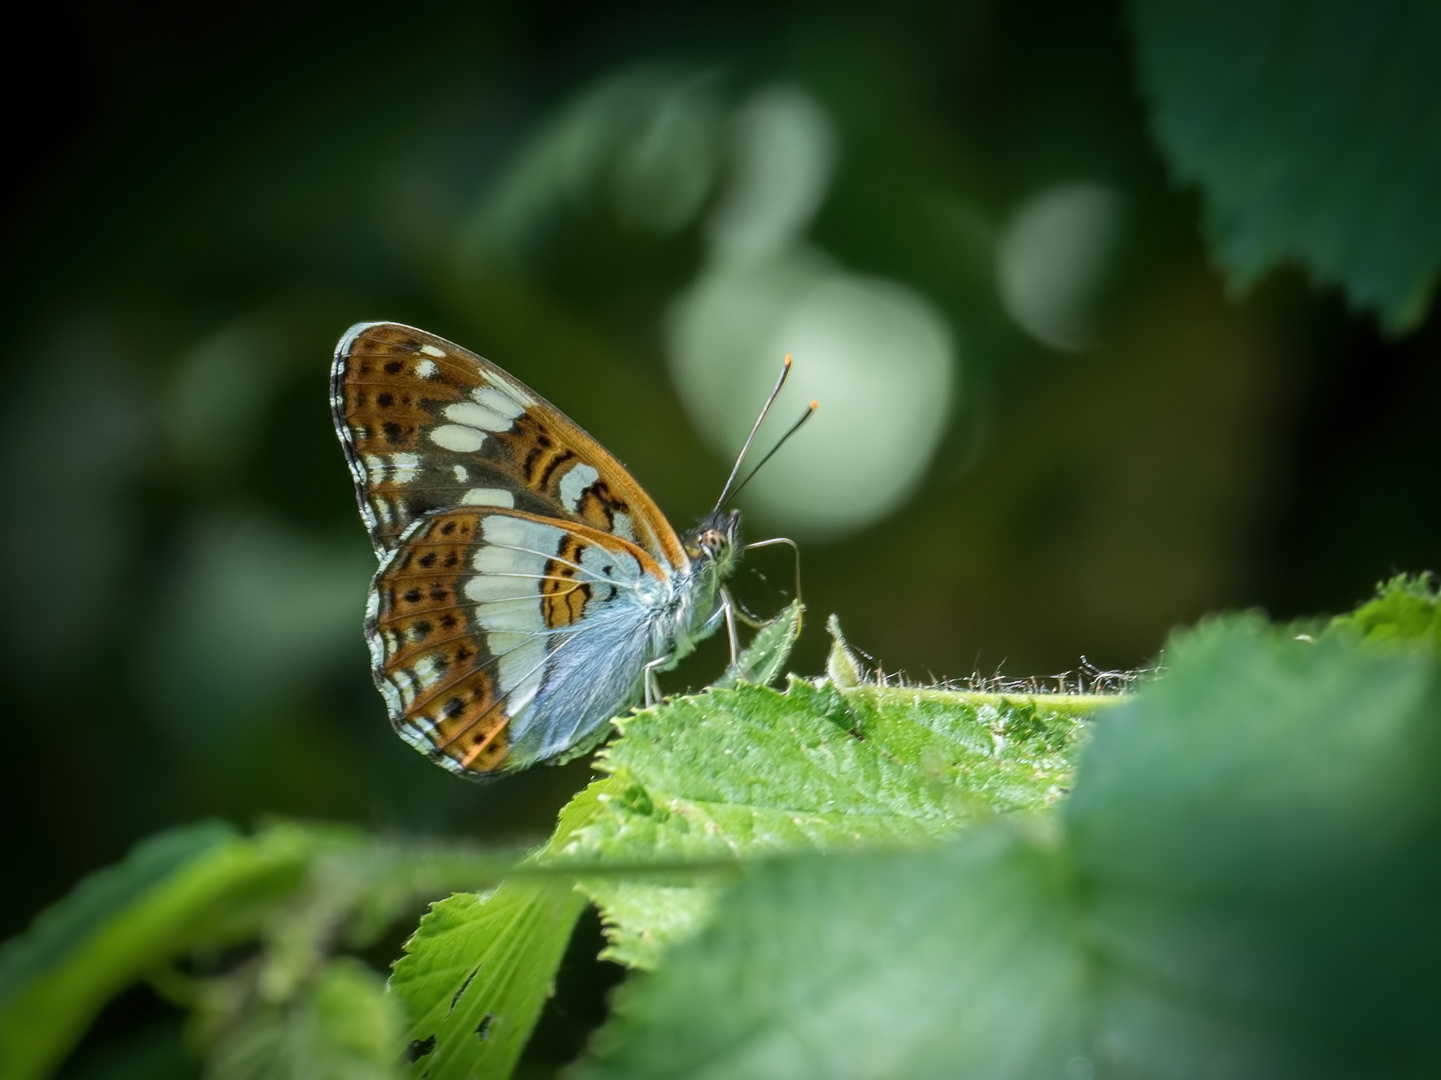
254 833 521 1014
0 823 314 1080
578 828 1082 1080
1069 618 1441 1074
549 677 1095 967
463 62 724 263
1130 0 1441 330
388 884 584 1080
574 619 1441 1078
0 821 517 1080
59 1019 197 1080
208 958 405 1080
0 823 234 1009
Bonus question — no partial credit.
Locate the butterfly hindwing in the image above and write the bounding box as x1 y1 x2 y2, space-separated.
368 505 666 777
331 322 689 571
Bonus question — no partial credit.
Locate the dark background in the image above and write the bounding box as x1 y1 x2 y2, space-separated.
2 0 1437 1069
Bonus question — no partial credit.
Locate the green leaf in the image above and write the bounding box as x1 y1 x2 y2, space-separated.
714 600 802 690
1322 572 1441 654
1066 618 1441 1073
0 822 234 1010
574 619 1441 1077
1129 0 1441 330
0 822 318 1080
209 958 406 1080
0 820 518 1080
550 678 1096 967
578 828 1082 1079
256 831 522 1006
823 615 863 689
600 679 1087 849
388 884 585 1080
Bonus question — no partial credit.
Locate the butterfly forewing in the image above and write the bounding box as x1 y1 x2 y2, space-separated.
331 322 689 570
370 506 665 777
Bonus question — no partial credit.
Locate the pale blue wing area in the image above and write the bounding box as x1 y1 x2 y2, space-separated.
462 510 669 765
513 598 659 764
370 507 688 776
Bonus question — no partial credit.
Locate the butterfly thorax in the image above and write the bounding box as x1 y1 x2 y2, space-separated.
660 508 742 659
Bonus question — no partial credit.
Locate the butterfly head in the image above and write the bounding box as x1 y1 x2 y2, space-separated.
689 508 743 577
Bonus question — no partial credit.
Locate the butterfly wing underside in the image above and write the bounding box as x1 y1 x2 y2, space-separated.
369 506 664 776
331 322 690 777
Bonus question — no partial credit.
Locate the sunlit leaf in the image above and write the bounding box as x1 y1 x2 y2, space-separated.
550 677 1096 967
1130 0 1441 330
714 600 803 690
388 884 584 1080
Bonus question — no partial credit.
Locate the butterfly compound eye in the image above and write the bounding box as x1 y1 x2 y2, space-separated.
697 527 732 557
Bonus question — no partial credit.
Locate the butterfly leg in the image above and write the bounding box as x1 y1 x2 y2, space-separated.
714 589 739 666
643 654 673 708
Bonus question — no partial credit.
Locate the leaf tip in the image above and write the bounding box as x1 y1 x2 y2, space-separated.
825 615 863 689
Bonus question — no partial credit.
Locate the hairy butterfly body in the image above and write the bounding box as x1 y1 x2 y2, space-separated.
331 322 743 778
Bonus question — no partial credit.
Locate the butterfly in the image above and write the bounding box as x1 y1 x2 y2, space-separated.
331 322 808 779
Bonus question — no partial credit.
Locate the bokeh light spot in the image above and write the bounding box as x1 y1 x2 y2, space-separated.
998 182 1124 352
670 269 953 540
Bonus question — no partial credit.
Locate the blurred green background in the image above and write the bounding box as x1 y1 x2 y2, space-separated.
2 0 1438 1061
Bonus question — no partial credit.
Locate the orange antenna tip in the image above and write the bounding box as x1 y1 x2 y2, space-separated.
712 349 796 513
809 400 819 410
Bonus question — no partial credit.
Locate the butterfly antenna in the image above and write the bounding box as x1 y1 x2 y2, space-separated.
721 400 818 509
712 354 794 516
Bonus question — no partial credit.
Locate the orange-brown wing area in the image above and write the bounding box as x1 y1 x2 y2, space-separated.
331 322 690 571
366 505 664 779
